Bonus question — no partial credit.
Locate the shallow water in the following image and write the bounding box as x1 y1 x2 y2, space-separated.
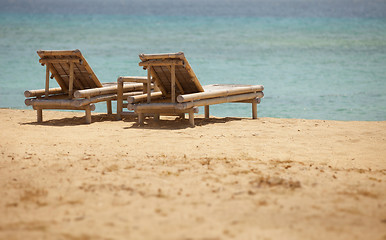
1 0 385 120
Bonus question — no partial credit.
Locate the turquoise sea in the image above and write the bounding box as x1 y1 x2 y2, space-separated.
1 0 386 120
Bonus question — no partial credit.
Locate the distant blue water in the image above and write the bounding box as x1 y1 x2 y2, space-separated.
1 0 386 120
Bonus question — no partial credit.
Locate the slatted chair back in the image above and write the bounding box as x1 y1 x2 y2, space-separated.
139 52 204 100
37 50 103 96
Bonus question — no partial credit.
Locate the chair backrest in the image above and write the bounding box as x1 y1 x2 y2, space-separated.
139 52 204 98
37 49 103 91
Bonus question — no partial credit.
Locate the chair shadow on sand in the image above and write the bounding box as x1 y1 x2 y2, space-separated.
124 116 244 130
21 113 243 129
21 113 118 127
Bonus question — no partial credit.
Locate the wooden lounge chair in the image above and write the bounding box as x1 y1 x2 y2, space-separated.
25 50 149 123
124 52 264 127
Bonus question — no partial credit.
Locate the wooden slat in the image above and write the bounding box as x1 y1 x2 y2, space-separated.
176 65 195 93
177 92 264 110
24 87 64 97
177 85 264 103
26 98 96 110
252 98 258 119
53 62 69 90
39 58 81 64
37 49 81 57
139 52 184 61
76 52 102 88
47 63 67 91
138 52 204 94
182 59 204 92
147 68 151 103
149 67 168 96
64 62 82 90
69 62 74 98
74 83 145 98
139 59 184 67
118 76 150 84
171 64 176 103
154 66 171 91
37 50 103 91
45 64 50 98
127 92 163 103
155 66 175 94
167 66 184 94
73 62 86 89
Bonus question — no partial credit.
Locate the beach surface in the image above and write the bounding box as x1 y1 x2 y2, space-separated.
0 108 385 240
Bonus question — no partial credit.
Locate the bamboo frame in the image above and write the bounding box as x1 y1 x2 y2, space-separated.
116 76 153 120
26 91 143 109
28 50 153 124
130 52 265 127
147 68 151 103
177 92 264 110
37 108 42 122
118 76 149 83
45 64 50 98
183 62 204 92
167 66 184 94
39 58 81 64
138 113 144 125
37 49 102 88
85 105 92 124
171 64 176 103
31 102 96 111
24 87 64 98
140 53 204 94
252 98 257 119
76 91 143 107
134 108 198 114
117 80 124 119
189 109 195 127
149 67 168 94
68 61 74 99
237 98 260 104
127 92 163 103
74 83 144 98
107 100 112 114
139 52 184 61
177 85 264 103
46 63 67 90
128 103 180 111
37 49 81 56
74 54 102 88
205 105 209 119
139 59 184 67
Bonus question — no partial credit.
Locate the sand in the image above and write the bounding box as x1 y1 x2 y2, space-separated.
0 108 385 240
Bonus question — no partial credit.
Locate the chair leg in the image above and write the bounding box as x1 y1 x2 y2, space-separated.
107 100 112 115
85 106 92 124
252 98 257 119
189 110 195 127
138 113 145 125
154 113 160 121
116 81 123 120
205 105 209 119
37 108 43 123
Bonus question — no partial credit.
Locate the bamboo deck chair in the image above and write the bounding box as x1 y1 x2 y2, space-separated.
25 50 149 123
126 52 264 127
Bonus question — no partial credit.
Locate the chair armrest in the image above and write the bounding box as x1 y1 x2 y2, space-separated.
118 76 150 84
117 76 150 119
74 83 144 98
24 87 64 97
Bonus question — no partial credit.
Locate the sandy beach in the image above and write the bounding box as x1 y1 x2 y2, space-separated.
0 108 385 240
